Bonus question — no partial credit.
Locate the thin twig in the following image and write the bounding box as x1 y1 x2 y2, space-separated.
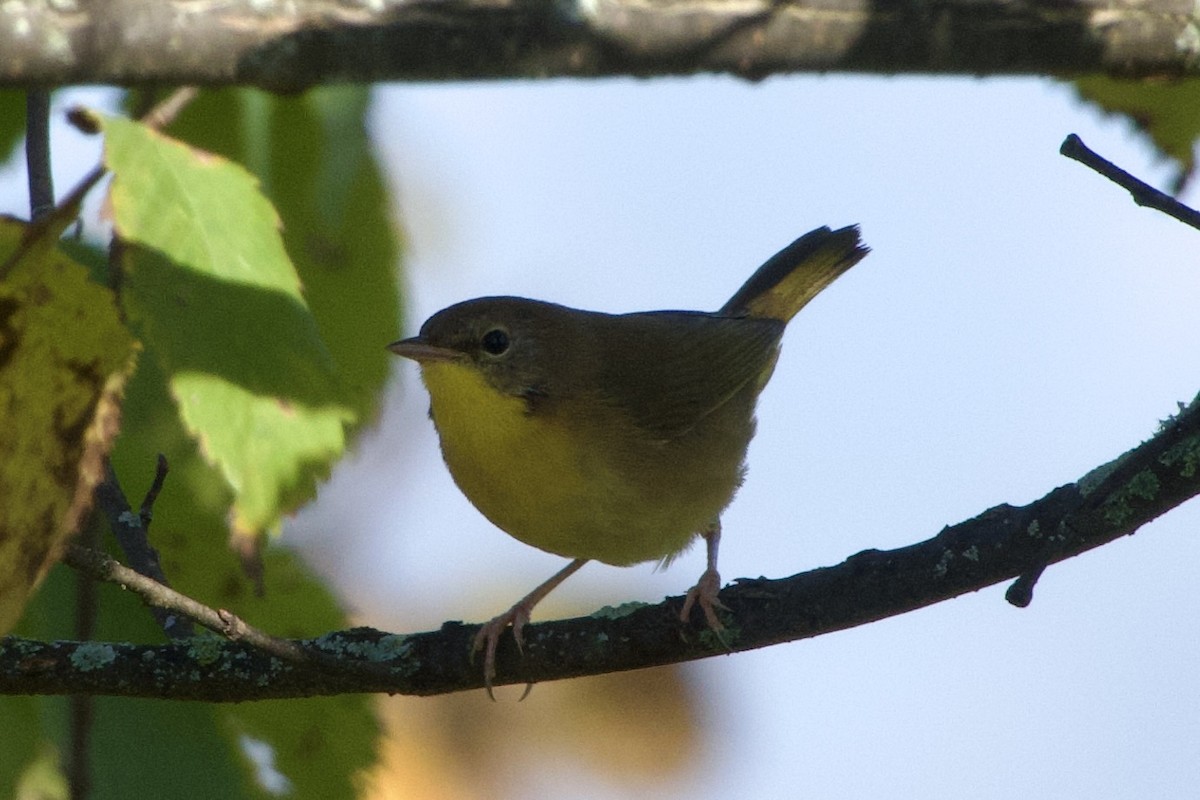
62 545 312 665
139 454 169 525
25 89 54 220
93 458 192 639
1060 133 1200 231
138 87 198 131
60 544 400 681
68 518 99 800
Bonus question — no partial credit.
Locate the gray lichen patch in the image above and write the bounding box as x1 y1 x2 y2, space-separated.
68 643 116 671
313 632 414 670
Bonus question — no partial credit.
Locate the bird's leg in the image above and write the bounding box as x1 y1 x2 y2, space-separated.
680 520 729 634
474 558 588 698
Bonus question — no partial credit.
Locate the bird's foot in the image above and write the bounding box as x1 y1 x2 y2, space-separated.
473 602 534 700
680 567 729 640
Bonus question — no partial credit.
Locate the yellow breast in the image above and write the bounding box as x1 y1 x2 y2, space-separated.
418 360 719 566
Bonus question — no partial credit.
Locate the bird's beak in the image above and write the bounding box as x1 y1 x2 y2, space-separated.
387 337 463 363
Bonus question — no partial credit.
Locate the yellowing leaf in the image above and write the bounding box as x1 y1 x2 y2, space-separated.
0 216 135 633
90 110 353 540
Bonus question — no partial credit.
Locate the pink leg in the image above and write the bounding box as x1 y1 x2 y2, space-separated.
680 521 728 633
474 558 588 698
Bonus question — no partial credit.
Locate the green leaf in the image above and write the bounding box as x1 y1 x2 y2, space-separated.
0 696 51 799
89 699 245 800
92 110 353 539
227 695 379 800
165 87 401 430
1073 76 1200 193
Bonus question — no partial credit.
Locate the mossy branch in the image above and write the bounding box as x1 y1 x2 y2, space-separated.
3 390 1198 700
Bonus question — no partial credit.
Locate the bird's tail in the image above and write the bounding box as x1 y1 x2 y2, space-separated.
721 225 869 321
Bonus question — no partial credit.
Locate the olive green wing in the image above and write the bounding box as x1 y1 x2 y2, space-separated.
595 311 785 439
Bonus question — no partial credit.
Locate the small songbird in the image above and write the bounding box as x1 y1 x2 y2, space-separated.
389 225 868 691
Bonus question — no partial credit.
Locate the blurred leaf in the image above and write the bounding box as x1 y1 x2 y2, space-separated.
0 697 47 799
1073 76 1200 193
0 216 135 633
89 699 245 800
90 110 353 540
0 90 26 167
232 695 379 800
365 664 702 800
15 746 69 800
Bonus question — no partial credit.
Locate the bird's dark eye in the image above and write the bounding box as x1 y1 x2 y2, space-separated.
481 328 510 355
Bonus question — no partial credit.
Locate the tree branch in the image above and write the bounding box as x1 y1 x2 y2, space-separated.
1061 133 1200 231
0 0 1196 90
91 458 195 639
60 545 312 665
4 390 1198 701
24 90 53 219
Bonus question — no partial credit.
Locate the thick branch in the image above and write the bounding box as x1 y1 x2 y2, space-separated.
3 391 1198 701
1 0 1198 90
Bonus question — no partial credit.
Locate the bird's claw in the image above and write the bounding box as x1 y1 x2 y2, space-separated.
473 604 532 700
680 567 729 639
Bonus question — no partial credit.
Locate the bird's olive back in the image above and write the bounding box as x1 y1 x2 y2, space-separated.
418 296 784 439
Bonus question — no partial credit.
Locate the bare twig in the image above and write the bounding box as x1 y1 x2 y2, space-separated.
61 545 310 664
138 87 198 131
25 90 54 220
138 454 169 526
92 458 192 639
1060 133 1200 231
68 518 99 800
59 544 400 682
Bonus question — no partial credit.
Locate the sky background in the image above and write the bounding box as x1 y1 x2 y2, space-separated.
7 76 1199 798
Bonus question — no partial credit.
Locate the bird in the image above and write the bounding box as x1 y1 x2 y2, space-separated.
389 225 868 692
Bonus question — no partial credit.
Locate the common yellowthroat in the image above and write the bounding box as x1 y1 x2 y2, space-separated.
389 225 868 690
